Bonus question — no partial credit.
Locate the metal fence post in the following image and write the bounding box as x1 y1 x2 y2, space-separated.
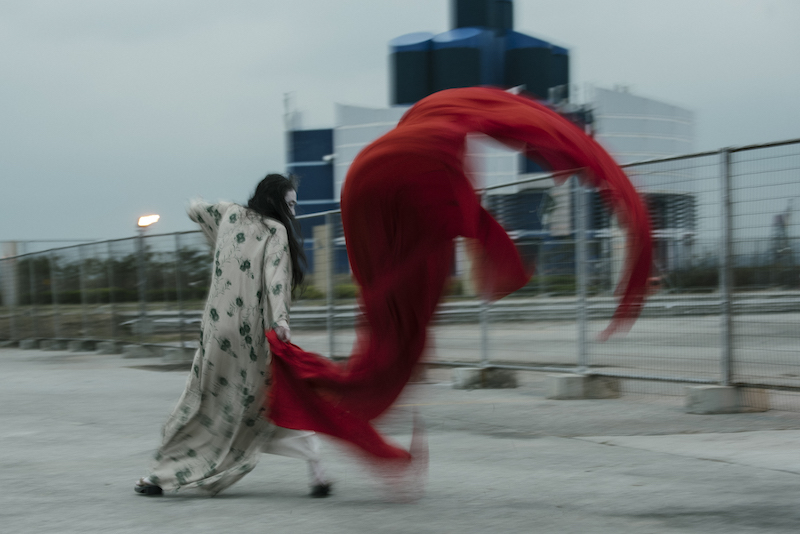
28 254 38 339
79 245 89 338
175 233 186 348
719 148 733 386
537 241 545 295
0 260 4 340
106 241 117 340
49 253 60 339
0 259 4 340
137 230 148 343
479 300 490 367
325 212 335 359
479 191 490 368
0 257 15 341
575 177 589 373
10 259 19 341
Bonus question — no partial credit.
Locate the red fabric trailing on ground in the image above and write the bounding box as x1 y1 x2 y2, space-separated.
267 330 414 460
266 87 652 466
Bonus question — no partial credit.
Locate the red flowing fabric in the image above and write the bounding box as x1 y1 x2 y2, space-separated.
267 87 652 466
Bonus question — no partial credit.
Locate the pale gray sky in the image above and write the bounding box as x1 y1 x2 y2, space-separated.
1 0 798 242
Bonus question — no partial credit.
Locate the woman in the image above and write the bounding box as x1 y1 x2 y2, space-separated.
135 174 330 497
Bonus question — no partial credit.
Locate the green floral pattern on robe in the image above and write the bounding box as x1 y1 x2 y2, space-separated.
148 199 292 494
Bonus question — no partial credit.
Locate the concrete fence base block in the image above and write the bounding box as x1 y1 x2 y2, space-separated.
122 345 160 359
163 347 196 363
740 387 770 412
546 374 621 400
685 385 770 414
452 368 518 390
68 340 97 352
40 339 68 351
20 339 39 350
95 341 124 355
585 375 621 399
546 374 585 399
452 368 480 389
131 319 156 337
409 364 429 383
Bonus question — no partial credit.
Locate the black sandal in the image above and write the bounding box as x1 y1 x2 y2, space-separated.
134 478 163 496
310 482 332 498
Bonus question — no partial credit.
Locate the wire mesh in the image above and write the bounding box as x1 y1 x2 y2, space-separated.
291 211 357 360
173 232 213 347
729 142 800 388
588 152 723 382
106 237 141 342
0 258 11 340
468 177 581 369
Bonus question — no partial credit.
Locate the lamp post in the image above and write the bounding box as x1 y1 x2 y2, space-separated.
136 215 159 342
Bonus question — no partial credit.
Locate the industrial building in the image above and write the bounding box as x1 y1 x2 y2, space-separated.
286 0 697 286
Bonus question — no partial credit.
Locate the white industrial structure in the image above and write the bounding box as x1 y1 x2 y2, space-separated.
591 85 694 164
332 104 409 202
331 86 695 195
322 86 698 286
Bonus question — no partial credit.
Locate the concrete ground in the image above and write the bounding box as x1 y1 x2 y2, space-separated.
2 346 800 533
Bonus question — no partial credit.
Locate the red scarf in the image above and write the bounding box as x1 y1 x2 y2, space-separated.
267 87 652 465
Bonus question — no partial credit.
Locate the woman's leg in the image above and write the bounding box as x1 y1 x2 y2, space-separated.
262 426 331 495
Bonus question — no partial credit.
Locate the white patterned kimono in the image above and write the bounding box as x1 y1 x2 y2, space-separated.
147 200 297 494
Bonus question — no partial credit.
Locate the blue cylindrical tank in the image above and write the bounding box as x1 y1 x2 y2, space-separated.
490 0 513 32
453 0 492 29
503 31 555 100
550 45 570 100
452 0 514 33
431 27 495 92
389 32 435 105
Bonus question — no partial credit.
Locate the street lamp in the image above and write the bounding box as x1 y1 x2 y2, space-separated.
136 214 159 340
138 214 160 228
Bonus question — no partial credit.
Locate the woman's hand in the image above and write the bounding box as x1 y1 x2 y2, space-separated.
274 325 291 343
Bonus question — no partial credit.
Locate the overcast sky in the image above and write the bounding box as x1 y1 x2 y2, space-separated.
1 0 798 244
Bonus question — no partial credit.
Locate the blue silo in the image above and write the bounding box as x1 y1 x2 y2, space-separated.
389 0 570 105
431 27 499 92
504 31 554 100
452 0 513 33
389 32 435 106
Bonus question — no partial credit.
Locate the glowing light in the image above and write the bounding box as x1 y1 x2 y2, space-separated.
137 214 160 227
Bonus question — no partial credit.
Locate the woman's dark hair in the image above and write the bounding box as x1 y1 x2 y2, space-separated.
247 173 306 292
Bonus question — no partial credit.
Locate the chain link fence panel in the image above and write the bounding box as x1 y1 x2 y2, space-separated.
2 139 799 407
